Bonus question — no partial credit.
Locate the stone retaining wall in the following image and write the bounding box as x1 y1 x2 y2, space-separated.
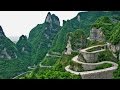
73 56 103 70
89 27 104 41
65 61 118 79
80 69 114 79
65 55 118 79
80 45 106 63
74 56 118 71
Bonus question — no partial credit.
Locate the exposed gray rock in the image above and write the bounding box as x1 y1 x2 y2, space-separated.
89 27 104 41
108 43 120 53
77 15 80 22
65 36 73 55
0 26 18 60
0 48 11 60
107 43 120 60
0 26 5 37
45 12 60 26
21 47 28 54
14 53 17 58
45 12 52 23
52 14 60 26
44 33 49 39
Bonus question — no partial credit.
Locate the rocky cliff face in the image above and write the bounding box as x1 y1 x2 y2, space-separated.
108 43 120 53
45 12 52 23
89 27 104 41
45 12 60 26
65 36 72 55
0 26 5 37
77 15 80 22
42 12 60 47
106 42 120 60
0 26 18 60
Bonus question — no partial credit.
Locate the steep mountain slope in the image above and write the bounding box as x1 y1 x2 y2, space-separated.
50 17 81 53
77 11 120 31
16 11 120 79
0 26 18 60
50 11 120 54
16 35 32 56
41 29 87 66
2 11 120 79
91 16 114 40
68 29 87 51
28 12 61 64
0 27 32 79
41 11 120 66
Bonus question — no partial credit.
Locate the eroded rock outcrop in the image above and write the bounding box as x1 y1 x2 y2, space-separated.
45 12 60 26
77 15 80 22
89 27 105 41
107 42 120 60
108 43 120 53
0 48 11 59
45 12 52 23
28 12 61 63
65 36 73 55
0 26 5 37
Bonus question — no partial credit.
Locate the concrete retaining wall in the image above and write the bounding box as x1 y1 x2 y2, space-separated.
80 45 106 63
65 55 118 79
80 69 114 79
65 62 118 79
73 56 102 70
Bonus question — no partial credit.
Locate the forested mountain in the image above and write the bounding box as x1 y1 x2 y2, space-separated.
16 35 32 56
0 26 18 60
28 12 61 64
17 11 120 79
50 11 120 54
0 27 31 79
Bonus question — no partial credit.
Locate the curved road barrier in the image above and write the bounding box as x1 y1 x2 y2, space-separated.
65 44 118 79
80 44 106 63
65 57 118 79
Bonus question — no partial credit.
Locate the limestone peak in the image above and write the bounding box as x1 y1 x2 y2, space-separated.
45 12 52 23
45 12 60 26
0 26 5 37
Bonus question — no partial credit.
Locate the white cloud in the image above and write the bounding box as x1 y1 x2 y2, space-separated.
0 11 82 40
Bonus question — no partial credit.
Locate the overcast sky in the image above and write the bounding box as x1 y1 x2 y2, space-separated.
0 11 83 40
